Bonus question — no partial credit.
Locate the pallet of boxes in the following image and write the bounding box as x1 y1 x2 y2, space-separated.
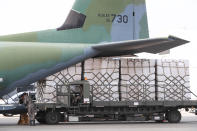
36 57 190 103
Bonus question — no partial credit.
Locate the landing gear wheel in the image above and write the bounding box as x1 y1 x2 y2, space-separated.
167 110 181 123
45 111 60 125
36 111 46 124
3 113 13 117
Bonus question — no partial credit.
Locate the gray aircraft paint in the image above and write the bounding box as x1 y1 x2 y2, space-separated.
134 4 149 39
111 3 149 42
111 4 134 42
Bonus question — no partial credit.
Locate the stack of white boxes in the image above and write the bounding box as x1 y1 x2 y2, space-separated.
36 63 82 103
121 59 156 101
36 57 191 103
84 57 119 101
156 59 190 100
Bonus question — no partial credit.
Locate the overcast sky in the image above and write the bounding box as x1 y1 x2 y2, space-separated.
0 0 196 96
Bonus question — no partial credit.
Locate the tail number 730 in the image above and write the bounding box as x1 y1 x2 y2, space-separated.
112 14 128 23
97 13 129 24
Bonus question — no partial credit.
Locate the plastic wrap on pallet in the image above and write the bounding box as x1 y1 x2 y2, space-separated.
121 59 156 101
157 59 190 101
36 63 81 103
35 57 191 104
84 57 119 101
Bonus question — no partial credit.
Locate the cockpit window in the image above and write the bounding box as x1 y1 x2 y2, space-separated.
57 10 86 31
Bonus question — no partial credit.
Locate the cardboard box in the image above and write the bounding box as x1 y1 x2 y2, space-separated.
121 59 156 101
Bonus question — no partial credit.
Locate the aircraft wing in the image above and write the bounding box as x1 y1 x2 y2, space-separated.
92 36 189 57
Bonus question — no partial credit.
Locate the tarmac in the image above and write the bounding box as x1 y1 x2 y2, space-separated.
0 111 196 131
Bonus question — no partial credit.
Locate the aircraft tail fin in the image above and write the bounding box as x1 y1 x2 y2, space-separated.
58 0 149 42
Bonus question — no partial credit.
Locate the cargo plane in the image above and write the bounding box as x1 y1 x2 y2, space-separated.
0 0 189 97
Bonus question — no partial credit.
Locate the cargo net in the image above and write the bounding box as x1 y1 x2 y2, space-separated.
84 58 119 101
158 83 191 101
121 59 156 101
35 58 193 103
36 63 81 103
36 81 57 103
157 59 191 101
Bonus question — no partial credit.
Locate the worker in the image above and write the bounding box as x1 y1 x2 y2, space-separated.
18 93 29 125
71 85 83 106
23 93 36 126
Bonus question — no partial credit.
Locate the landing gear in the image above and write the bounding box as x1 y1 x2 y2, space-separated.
36 111 46 124
166 110 181 123
3 113 13 117
45 111 60 125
